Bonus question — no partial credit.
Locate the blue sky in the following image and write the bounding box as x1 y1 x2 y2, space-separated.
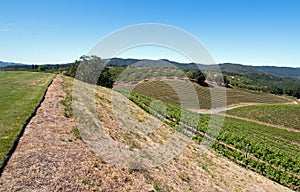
0 0 299 67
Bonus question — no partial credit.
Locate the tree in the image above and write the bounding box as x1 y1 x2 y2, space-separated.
223 75 230 87
97 67 114 88
70 55 103 84
37 65 46 72
186 70 207 86
65 60 80 77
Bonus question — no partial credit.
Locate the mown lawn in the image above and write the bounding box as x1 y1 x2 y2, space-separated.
0 71 55 167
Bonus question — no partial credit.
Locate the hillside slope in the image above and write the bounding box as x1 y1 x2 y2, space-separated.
103 58 300 78
253 65 300 78
0 61 26 67
0 75 292 191
128 79 293 109
227 104 300 131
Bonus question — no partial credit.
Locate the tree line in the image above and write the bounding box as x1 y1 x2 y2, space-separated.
223 70 300 98
64 56 210 88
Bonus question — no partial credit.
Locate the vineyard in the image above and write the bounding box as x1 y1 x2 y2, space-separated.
130 80 292 109
0 71 55 167
227 104 300 130
123 91 300 190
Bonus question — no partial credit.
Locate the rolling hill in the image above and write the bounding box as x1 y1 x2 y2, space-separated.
0 66 298 190
253 65 300 78
62 57 300 99
0 61 27 68
103 58 300 78
126 79 293 110
2 58 300 78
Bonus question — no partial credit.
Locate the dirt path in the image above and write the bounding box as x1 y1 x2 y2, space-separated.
0 75 150 191
0 75 293 192
196 103 253 114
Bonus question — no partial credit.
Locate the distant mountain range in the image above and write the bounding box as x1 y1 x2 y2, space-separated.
217 63 300 78
1 58 300 78
0 61 27 67
252 65 300 78
104 58 300 78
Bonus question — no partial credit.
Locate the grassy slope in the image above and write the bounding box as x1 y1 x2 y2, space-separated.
131 80 292 109
89 78 293 191
0 71 55 167
227 104 300 130
126 88 300 189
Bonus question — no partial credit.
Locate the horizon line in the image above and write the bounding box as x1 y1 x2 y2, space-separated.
0 57 298 68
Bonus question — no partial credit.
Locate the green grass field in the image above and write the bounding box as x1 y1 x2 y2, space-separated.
0 71 55 167
227 104 300 130
130 80 291 109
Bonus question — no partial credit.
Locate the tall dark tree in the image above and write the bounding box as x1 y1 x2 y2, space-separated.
186 70 207 86
65 55 103 84
97 67 114 88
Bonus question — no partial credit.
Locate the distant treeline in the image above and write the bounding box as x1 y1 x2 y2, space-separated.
2 57 300 98
64 55 208 88
222 69 300 98
1 64 71 72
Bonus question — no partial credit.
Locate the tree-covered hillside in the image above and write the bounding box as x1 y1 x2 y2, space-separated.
2 57 300 98
65 58 300 98
219 63 300 98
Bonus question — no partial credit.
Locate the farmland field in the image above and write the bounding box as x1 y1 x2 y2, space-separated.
126 91 300 190
0 71 55 167
227 104 300 131
130 80 292 109
1 71 298 190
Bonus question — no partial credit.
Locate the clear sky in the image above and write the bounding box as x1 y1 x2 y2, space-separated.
0 0 299 67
